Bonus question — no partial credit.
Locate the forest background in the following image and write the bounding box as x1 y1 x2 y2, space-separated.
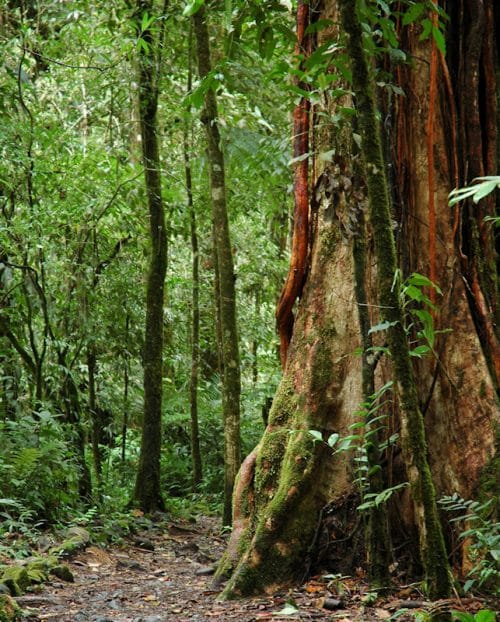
0 0 498 616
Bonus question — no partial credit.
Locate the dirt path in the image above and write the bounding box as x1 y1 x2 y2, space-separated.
14 517 487 621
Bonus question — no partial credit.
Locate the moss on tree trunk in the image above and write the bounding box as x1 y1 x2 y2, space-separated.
338 0 451 601
132 0 168 513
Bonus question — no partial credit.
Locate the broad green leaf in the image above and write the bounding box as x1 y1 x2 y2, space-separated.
472 180 498 203
402 3 425 26
183 0 205 17
475 610 496 622
308 430 323 443
327 432 339 447
419 18 433 41
403 284 425 302
407 272 442 293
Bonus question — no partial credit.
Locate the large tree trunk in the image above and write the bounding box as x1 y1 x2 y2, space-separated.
340 0 451 600
218 0 497 600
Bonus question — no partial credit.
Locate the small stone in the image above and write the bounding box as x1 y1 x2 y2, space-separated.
66 527 90 544
320 597 344 610
116 559 145 571
133 538 155 551
195 566 215 576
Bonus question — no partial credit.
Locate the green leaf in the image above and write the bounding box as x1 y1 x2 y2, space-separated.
288 152 311 166
431 24 446 54
368 320 398 334
419 18 433 41
140 11 156 33
475 610 496 622
409 344 431 358
472 180 498 203
402 3 425 26
327 433 339 447
272 601 299 616
403 284 425 302
309 430 323 443
407 272 441 293
183 0 205 17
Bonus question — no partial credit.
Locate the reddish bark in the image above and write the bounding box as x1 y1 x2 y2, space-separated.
426 9 439 302
276 0 311 367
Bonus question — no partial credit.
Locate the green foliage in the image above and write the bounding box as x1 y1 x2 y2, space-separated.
451 611 497 622
439 494 499 596
392 611 497 622
449 176 500 228
0 411 80 525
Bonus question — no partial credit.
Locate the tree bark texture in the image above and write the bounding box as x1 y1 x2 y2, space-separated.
193 5 241 526
184 39 202 486
219 0 497 599
132 0 168 513
339 0 452 599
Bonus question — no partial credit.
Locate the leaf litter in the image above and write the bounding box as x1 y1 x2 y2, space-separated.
16 516 490 621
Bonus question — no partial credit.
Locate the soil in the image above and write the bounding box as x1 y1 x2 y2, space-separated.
13 516 492 622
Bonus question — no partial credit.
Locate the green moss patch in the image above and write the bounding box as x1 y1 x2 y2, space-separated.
0 595 21 622
1 567 30 596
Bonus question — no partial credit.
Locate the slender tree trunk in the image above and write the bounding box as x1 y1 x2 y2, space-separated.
184 32 202 487
60 367 92 500
338 0 452 601
132 0 169 513
121 313 130 463
352 214 390 588
87 345 102 489
252 290 259 385
193 5 241 525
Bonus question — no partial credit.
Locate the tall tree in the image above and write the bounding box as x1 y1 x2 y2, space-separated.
193 4 242 525
184 27 203 488
216 0 497 602
131 0 169 512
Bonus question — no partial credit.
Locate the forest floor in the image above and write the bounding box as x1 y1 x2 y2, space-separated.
10 515 493 622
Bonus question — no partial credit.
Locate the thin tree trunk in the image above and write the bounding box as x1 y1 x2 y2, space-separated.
339 0 452 601
352 214 390 588
121 313 130 463
184 29 202 487
87 345 102 489
132 0 169 513
193 5 241 525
